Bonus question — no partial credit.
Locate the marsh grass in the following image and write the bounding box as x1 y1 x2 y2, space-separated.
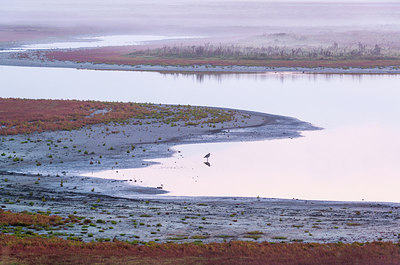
2 236 399 265
0 99 236 136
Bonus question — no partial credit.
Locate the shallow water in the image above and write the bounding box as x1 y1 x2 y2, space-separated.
1 65 400 202
0 34 201 52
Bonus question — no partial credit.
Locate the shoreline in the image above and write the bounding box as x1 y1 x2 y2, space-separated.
1 170 400 244
2 52 400 74
1 65 399 247
0 103 318 193
0 102 398 244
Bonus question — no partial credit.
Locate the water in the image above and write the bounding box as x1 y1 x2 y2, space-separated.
0 34 202 52
1 65 400 202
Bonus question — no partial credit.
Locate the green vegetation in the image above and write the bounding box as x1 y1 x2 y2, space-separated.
272 236 287 240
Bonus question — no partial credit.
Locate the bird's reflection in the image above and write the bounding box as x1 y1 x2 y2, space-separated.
204 161 211 167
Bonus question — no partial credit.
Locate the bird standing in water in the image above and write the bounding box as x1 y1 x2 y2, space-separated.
204 153 210 162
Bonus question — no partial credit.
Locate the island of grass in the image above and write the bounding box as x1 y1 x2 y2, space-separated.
28 43 400 73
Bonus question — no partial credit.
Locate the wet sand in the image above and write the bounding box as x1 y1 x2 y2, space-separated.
0 105 398 244
1 171 400 244
0 107 315 178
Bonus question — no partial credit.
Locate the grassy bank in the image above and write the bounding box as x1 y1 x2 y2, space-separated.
0 98 236 135
39 45 400 69
1 234 399 265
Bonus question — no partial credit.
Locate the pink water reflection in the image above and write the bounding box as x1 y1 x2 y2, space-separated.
92 124 400 202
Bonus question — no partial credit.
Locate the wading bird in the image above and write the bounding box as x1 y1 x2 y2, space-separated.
204 153 210 162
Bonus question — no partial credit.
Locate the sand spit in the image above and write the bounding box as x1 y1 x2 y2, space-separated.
0 105 396 244
0 106 316 188
1 52 400 74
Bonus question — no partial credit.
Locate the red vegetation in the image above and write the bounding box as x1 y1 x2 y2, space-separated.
0 98 152 135
0 209 62 227
0 235 399 265
42 46 400 69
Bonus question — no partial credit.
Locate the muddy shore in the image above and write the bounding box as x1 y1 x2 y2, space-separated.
1 171 400 244
0 105 399 244
3 105 366 244
0 107 315 178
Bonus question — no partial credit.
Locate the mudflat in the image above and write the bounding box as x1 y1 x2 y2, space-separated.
1 172 399 244
0 98 397 245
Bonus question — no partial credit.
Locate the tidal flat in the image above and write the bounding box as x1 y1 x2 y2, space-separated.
0 98 398 245
1 173 400 244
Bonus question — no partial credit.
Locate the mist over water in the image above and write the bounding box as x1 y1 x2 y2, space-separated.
2 1 400 36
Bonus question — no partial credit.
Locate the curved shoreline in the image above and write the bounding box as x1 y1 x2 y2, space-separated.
0 105 318 179
0 80 398 245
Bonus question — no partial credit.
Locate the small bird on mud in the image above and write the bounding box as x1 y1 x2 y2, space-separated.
204 153 211 161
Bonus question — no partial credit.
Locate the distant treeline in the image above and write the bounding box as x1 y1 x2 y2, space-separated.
130 43 396 60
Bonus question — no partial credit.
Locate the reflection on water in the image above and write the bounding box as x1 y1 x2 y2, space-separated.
2 66 398 129
160 71 389 84
94 127 400 202
2 66 400 201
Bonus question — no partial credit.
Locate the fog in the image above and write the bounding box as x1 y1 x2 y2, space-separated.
2 1 400 36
